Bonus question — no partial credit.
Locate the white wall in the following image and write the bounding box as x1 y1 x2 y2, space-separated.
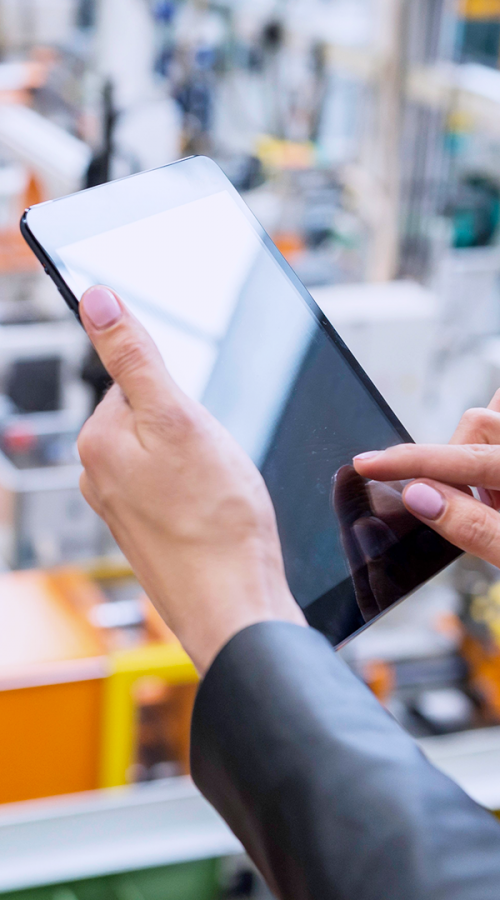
0 0 76 49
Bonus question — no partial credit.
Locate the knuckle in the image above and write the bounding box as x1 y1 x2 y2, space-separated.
108 336 149 383
150 401 197 443
79 472 100 514
94 483 115 514
458 407 498 443
452 504 494 554
461 407 484 428
464 443 495 466
459 443 495 484
77 421 95 468
79 470 89 499
460 407 489 437
77 418 104 470
384 443 411 463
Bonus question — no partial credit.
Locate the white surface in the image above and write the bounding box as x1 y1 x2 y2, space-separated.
0 63 34 92
458 63 500 105
96 0 157 109
481 337 500 407
343 573 460 664
408 62 500 138
114 99 182 172
432 247 500 337
286 0 373 47
415 688 474 730
420 727 500 811
0 320 87 363
426 248 500 440
0 162 27 229
0 104 91 198
0 0 75 48
312 280 438 441
0 162 26 197
312 280 437 322
0 778 241 891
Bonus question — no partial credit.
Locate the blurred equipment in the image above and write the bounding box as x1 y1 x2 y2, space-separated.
459 0 500 68
0 319 98 567
0 568 105 804
0 104 91 199
0 413 108 567
84 80 116 188
448 174 500 248
0 0 77 50
460 575 500 722
410 686 476 734
0 566 198 805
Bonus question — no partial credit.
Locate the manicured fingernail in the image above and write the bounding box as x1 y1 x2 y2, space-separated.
478 487 495 509
354 451 382 461
82 286 121 329
404 483 445 521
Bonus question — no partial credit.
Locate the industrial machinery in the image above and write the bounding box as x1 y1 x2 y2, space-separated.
459 571 500 722
0 565 198 805
0 318 107 568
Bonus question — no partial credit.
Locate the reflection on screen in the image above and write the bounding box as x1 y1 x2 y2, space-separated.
56 188 456 642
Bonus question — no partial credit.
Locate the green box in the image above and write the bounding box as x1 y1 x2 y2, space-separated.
0 859 220 900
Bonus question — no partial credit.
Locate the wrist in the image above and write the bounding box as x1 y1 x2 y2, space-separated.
187 605 307 676
174 567 307 675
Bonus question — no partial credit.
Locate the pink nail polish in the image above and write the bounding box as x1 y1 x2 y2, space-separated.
354 451 382 461
478 487 495 509
404 483 445 521
82 286 121 329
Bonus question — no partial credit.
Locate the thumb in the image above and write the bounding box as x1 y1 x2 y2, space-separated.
80 285 179 410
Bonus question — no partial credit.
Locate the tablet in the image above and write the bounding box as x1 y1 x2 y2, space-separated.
21 155 461 647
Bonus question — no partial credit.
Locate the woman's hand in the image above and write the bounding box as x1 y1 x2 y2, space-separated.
78 285 305 674
353 392 500 568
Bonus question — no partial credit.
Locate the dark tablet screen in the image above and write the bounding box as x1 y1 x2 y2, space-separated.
23 157 461 645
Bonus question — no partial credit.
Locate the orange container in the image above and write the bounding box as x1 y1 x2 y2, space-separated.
0 570 106 803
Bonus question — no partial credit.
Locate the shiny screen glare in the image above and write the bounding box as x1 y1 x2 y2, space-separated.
54 188 459 646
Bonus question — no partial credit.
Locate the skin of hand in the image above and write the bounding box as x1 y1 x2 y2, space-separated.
77 285 306 675
353 390 500 568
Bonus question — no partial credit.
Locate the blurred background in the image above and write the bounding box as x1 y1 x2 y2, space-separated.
2 0 500 897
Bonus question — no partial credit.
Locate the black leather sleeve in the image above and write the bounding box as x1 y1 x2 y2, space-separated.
190 622 500 900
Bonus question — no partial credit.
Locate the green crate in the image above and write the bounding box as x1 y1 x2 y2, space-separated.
1 859 220 900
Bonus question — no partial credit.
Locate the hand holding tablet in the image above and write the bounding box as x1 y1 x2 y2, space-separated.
77 284 305 674
21 156 461 646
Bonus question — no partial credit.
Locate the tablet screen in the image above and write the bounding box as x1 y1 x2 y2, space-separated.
27 160 460 644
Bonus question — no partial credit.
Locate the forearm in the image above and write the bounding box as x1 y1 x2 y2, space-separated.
191 622 500 900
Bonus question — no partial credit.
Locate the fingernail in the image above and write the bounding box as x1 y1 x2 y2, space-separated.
82 286 121 329
404 483 445 521
478 487 495 509
354 451 382 461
